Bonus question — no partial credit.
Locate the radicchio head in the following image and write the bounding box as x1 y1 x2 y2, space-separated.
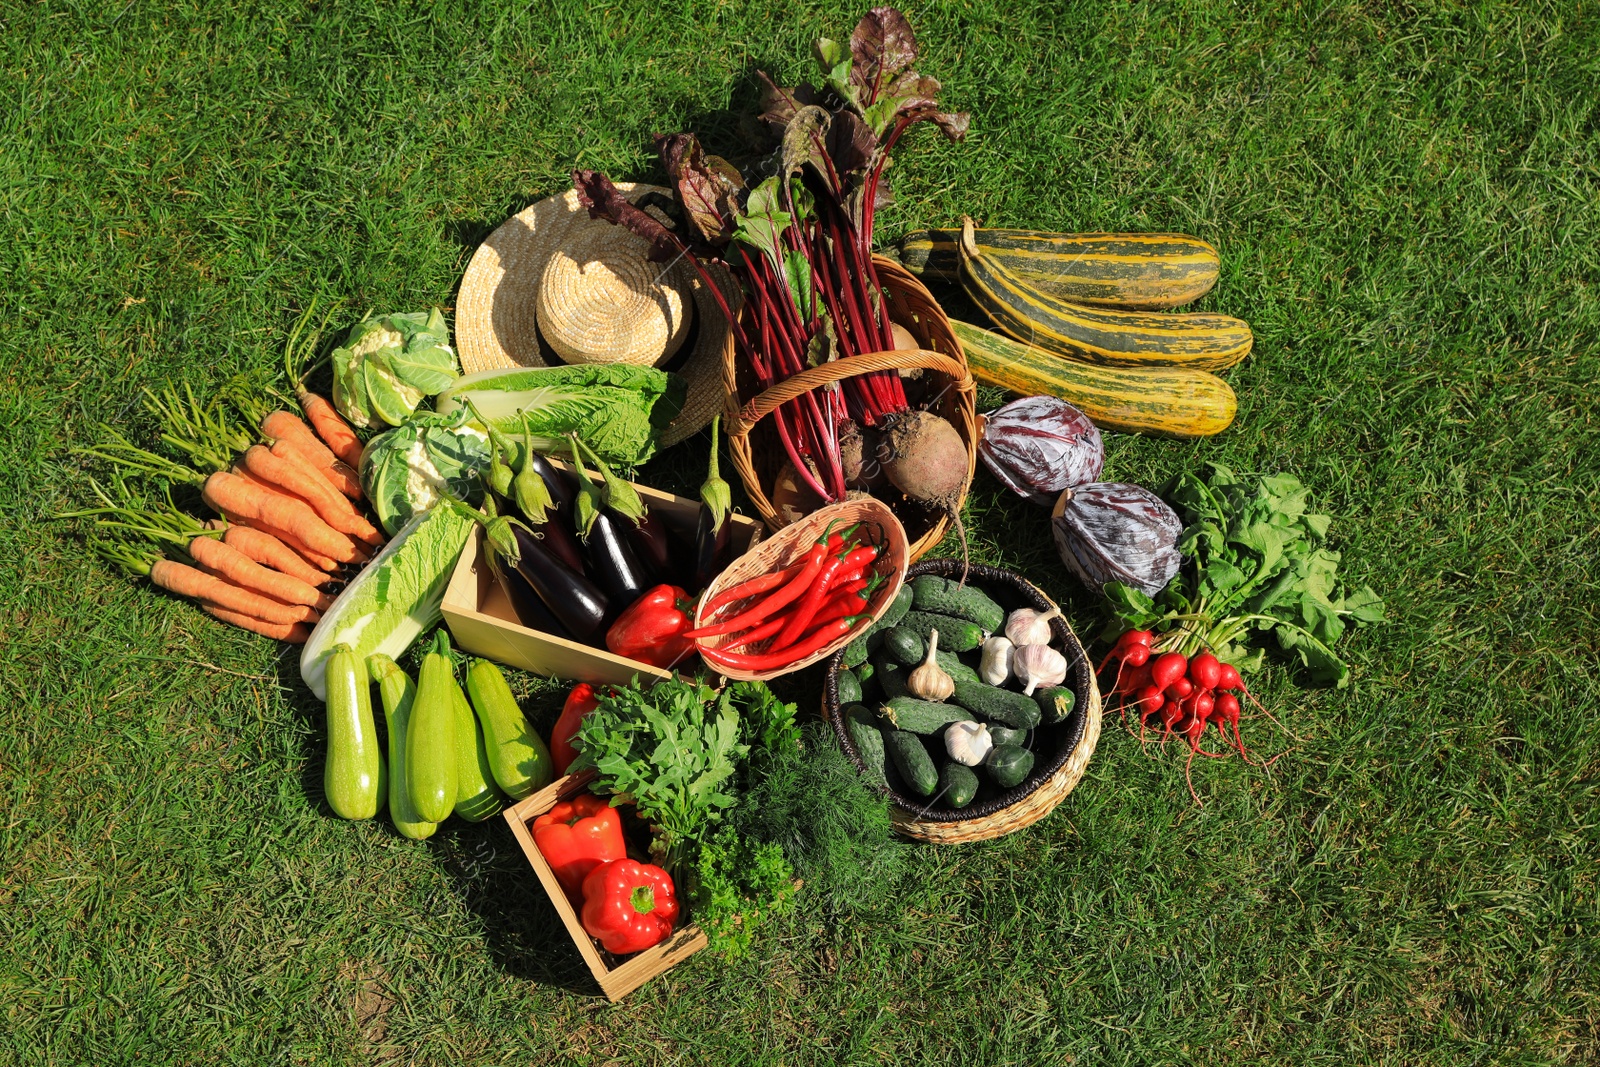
979 396 1103 504
1051 483 1181 597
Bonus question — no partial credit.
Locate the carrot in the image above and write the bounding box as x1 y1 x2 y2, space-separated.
188 535 334 611
149 559 318 625
222 511 341 572
208 520 334 587
262 409 365 501
202 471 361 563
250 443 383 546
201 603 313 643
228 467 369 564
296 387 364 468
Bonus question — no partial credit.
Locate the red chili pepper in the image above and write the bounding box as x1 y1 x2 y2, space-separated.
699 560 806 619
604 584 696 668
702 613 871 670
715 613 792 652
684 541 830 639
550 682 600 776
770 545 862 649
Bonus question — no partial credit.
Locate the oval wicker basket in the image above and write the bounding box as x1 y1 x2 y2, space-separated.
824 558 1102 844
693 498 910 682
723 256 976 563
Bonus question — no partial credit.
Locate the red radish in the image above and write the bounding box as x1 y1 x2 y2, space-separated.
1098 629 1155 675
1166 677 1194 702
1121 629 1155 648
1216 661 1243 691
1189 651 1221 691
1180 710 1226 805
1121 643 1151 667
1193 691 1215 720
1132 685 1163 715
1150 652 1188 691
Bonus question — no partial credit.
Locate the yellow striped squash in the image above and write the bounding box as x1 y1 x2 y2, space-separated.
900 227 1220 309
955 219 1253 372
952 319 1236 439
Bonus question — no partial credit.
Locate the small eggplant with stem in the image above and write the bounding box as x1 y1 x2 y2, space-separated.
570 435 670 580
510 415 587 575
568 434 654 608
690 415 733 593
470 500 609 644
476 496 571 639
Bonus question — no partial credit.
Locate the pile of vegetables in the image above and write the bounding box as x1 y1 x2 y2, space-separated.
687 520 891 674
573 5 974 530
836 575 1077 809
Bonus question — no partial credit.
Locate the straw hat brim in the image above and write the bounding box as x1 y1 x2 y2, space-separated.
455 183 736 449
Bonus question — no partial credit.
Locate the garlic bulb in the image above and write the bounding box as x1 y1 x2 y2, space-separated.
907 629 955 702
1012 643 1067 696
979 635 1014 686
1004 607 1061 648
945 720 993 767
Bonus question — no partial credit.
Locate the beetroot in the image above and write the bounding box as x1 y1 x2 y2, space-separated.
979 396 1103 504
839 420 885 490
878 410 968 510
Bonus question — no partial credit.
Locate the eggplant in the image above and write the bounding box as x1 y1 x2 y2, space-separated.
627 510 671 580
691 501 732 593
509 523 610 643
483 539 571 639
530 450 576 515
585 511 652 608
518 505 588 576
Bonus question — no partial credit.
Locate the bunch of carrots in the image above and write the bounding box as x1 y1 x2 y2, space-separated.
63 304 379 643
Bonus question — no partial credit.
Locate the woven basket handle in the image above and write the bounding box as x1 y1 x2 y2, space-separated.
728 348 975 437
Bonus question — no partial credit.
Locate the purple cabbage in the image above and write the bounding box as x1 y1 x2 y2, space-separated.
1052 483 1181 597
979 396 1103 504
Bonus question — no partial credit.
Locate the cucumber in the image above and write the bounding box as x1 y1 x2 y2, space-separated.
323 645 383 821
885 729 938 796
985 744 1035 789
939 762 980 808
951 676 1042 729
899 611 985 652
1035 685 1077 725
879 626 981 680
843 704 889 786
836 668 863 706
874 652 910 699
909 575 1005 633
881 627 924 669
987 723 1028 747
880 696 975 735
841 584 913 667
855 660 876 686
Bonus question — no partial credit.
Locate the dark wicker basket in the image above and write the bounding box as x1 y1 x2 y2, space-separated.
823 558 1103 843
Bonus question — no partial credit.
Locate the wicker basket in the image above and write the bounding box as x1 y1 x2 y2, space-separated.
824 559 1103 844
723 256 976 563
693 499 910 682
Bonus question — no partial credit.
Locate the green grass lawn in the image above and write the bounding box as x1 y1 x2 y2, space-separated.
3 0 1598 1062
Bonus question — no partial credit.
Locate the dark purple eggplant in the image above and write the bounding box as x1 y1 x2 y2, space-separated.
508 523 610 643
482 537 571 639
529 450 576 515
585 511 652 608
1051 482 1181 597
524 509 588 576
627 510 671 579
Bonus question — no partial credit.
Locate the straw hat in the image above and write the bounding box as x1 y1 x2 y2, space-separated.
455 183 737 448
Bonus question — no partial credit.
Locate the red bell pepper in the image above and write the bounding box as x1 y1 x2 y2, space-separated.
550 683 599 775
605 584 696 668
580 858 679 955
531 793 626 898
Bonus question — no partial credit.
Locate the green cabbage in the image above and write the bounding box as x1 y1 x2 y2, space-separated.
360 408 490 536
434 364 685 466
299 501 476 701
332 308 460 429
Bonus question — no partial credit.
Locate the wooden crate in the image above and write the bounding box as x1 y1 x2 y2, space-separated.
503 771 707 1001
441 468 763 684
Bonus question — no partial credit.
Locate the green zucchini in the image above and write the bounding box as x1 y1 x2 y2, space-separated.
843 704 889 786
880 696 975 735
841 584 913 667
407 631 458 823
465 658 554 800
885 729 938 796
451 675 505 822
1035 685 1077 725
898 611 985 652
836 668 863 706
987 723 1028 747
323 644 383 821
909 575 1005 633
951 676 1042 729
369 655 436 840
985 744 1035 789
899 228 1221 309
939 762 980 808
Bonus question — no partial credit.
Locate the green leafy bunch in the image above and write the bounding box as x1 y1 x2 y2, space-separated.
1106 463 1384 687
689 826 799 961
